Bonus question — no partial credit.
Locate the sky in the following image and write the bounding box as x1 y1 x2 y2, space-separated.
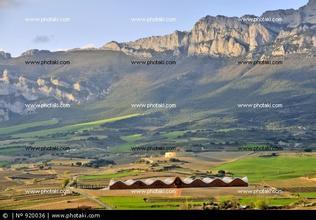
0 0 308 57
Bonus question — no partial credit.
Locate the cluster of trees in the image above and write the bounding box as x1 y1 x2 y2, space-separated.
202 199 269 210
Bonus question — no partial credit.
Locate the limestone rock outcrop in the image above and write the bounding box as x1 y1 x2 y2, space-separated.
101 0 316 57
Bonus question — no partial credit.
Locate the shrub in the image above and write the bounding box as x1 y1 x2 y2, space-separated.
255 200 269 210
62 178 70 188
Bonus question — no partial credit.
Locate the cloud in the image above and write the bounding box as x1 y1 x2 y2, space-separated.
56 48 70 52
33 35 53 43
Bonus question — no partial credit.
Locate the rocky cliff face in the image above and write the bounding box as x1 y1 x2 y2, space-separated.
0 51 11 59
102 0 316 57
272 23 316 56
187 15 277 56
21 49 51 56
0 69 106 121
262 0 316 27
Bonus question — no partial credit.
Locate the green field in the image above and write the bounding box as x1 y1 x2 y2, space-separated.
111 143 135 153
298 192 316 199
0 119 59 136
0 161 9 167
239 197 299 207
213 154 316 183
111 134 144 152
162 131 186 139
98 196 204 210
73 114 141 127
79 170 142 180
121 134 143 142
0 146 25 156
11 113 141 138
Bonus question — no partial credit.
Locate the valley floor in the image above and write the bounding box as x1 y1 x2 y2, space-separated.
0 151 315 210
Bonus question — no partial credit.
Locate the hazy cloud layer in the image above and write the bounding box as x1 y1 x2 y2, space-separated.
80 43 96 49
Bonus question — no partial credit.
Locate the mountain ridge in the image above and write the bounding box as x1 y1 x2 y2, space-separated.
2 0 315 58
101 0 316 57
0 0 315 123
